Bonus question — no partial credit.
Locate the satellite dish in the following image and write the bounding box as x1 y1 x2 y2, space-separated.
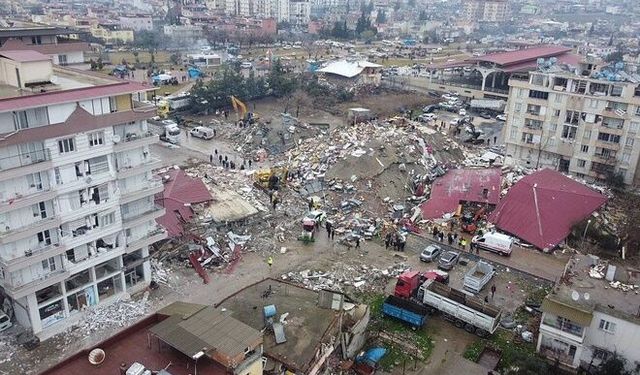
85 176 92 184
584 293 590 301
112 135 121 144
571 290 580 301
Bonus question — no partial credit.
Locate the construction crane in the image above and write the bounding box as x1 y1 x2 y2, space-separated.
231 95 259 124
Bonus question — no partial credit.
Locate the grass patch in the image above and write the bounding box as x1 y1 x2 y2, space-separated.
462 329 545 372
363 293 434 372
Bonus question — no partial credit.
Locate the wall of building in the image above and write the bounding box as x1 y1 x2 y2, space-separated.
583 311 640 368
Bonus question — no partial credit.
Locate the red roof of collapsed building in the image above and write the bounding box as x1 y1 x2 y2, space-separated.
488 169 607 251
420 168 502 219
156 169 213 237
468 45 573 67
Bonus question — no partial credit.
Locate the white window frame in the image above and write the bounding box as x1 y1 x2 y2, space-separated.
599 319 616 334
625 138 635 147
42 257 56 272
58 137 75 153
88 131 105 147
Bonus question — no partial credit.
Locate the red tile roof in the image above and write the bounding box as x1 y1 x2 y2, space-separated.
0 50 51 62
0 106 152 147
500 52 581 73
469 45 573 67
156 169 213 237
488 169 607 250
420 168 502 219
0 80 153 112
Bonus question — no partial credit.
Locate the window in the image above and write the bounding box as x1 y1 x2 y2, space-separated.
109 97 117 112
37 230 52 246
589 99 599 109
517 89 524 98
41 257 56 272
577 160 586 168
510 128 517 140
626 138 635 147
553 109 561 117
54 167 62 185
583 130 592 140
100 212 115 227
88 132 104 147
549 123 558 132
529 90 549 100
31 36 42 45
622 151 631 163
521 132 535 144
593 347 612 361
514 103 522 112
581 145 589 153
597 132 621 144
554 93 562 103
58 138 75 153
630 122 640 133
618 168 627 178
611 85 623 97
27 172 44 190
562 125 577 140
599 319 616 334
565 110 580 125
32 201 48 219
13 108 49 129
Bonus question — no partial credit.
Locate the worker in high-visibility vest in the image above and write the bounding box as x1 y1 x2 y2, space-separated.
267 256 273 269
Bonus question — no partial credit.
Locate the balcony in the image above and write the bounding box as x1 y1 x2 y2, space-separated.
122 204 166 229
57 197 120 224
54 171 115 195
4 269 70 299
132 101 157 114
602 107 626 119
113 131 159 153
126 227 168 252
539 345 577 368
0 216 61 244
541 316 585 339
592 153 617 165
65 246 125 275
120 179 164 205
116 157 162 179
60 222 122 250
0 149 52 182
0 243 67 273
595 140 620 150
0 187 56 214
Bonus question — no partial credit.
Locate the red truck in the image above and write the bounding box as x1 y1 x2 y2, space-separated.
394 270 449 299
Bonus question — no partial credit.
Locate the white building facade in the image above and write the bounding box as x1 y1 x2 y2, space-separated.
0 51 166 337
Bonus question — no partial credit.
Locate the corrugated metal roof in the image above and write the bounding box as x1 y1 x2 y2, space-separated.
150 306 262 359
469 45 573 67
317 60 382 78
488 169 607 250
157 301 207 319
0 50 50 62
420 168 502 219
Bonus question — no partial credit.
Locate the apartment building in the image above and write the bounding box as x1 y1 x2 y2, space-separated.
503 63 640 186
463 0 509 23
0 26 90 66
0 50 166 337
289 0 311 26
538 256 640 371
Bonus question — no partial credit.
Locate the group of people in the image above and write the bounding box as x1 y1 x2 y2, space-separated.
209 149 253 171
431 226 478 253
384 232 406 251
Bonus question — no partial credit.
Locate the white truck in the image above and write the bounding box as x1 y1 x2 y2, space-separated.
417 279 502 337
470 99 506 112
463 261 495 294
160 120 181 144
471 232 514 256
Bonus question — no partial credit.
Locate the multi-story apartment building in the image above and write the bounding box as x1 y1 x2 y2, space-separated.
0 26 90 66
463 0 509 23
289 0 311 26
0 49 166 337
538 256 640 372
503 61 640 186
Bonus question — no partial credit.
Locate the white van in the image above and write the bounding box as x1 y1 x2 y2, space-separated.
471 232 514 256
0 311 12 332
190 126 215 140
240 62 253 69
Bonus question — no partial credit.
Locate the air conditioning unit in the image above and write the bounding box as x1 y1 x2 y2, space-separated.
25 250 33 256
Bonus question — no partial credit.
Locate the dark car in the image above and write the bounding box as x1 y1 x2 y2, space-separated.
479 112 492 119
438 251 460 270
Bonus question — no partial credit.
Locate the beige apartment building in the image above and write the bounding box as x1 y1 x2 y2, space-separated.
463 0 509 23
503 63 640 186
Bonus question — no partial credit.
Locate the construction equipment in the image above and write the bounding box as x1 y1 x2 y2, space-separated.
254 166 288 191
231 95 260 124
460 207 485 234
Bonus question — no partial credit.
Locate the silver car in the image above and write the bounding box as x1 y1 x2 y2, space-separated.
438 251 460 270
420 245 442 262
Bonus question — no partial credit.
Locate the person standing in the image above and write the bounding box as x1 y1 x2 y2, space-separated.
331 228 335 240
356 238 361 249
209 154 213 163
267 256 273 272
491 284 496 299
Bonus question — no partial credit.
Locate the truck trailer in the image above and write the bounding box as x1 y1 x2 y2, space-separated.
417 280 502 337
463 261 495 294
382 295 429 327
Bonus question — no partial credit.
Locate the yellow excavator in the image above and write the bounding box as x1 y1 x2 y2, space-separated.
254 166 288 191
231 95 260 124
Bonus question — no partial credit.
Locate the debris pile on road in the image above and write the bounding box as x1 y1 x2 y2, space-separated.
282 263 409 292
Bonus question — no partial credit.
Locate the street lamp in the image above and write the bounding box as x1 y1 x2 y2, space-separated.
581 219 592 247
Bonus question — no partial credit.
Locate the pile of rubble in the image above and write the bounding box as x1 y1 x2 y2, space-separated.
75 292 150 333
282 263 408 292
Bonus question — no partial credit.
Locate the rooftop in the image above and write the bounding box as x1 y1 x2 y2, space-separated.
0 26 88 38
469 45 573 67
420 168 502 219
0 50 51 62
546 255 640 324
317 60 382 78
217 279 340 373
42 315 228 375
0 65 152 111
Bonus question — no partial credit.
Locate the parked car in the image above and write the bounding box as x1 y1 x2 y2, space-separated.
240 62 253 69
479 112 492 119
438 251 460 270
496 114 506 121
422 104 438 113
459 108 467 116
418 113 438 122
420 245 442 262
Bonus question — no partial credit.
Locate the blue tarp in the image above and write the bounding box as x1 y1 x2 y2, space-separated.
356 347 387 365
188 67 203 79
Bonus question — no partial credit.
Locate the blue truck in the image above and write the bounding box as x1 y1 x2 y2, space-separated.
382 295 429 327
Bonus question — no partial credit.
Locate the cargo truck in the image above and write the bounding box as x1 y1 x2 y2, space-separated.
382 295 429 327
394 270 449 299
463 261 495 294
417 279 501 337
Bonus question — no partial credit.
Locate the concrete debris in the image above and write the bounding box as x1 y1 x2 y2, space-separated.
282 263 408 292
76 292 150 333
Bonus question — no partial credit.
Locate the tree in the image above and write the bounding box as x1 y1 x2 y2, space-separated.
268 59 297 98
605 50 624 63
593 354 634 375
133 51 140 64
376 10 387 24
356 11 377 37
277 21 291 31
169 53 181 66
135 31 161 54
502 351 549 375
